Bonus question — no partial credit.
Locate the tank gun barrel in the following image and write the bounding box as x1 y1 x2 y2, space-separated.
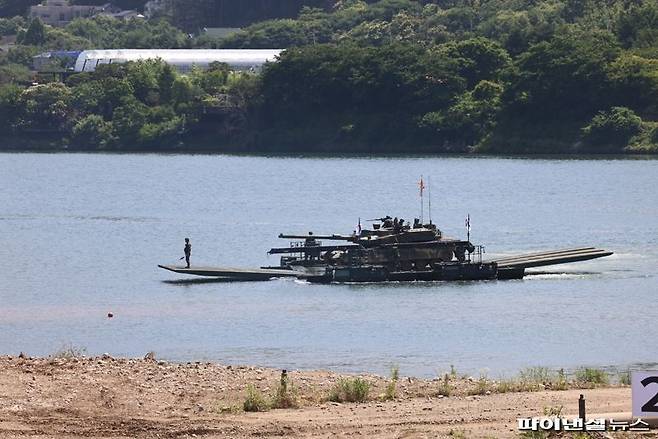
278 233 356 241
269 244 359 254
269 240 463 255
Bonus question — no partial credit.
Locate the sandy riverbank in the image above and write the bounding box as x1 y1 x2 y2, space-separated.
0 355 644 438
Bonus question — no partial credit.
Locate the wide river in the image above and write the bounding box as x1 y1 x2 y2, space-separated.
1 153 656 378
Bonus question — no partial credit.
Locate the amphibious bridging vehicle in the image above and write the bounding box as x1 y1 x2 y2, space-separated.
159 216 613 283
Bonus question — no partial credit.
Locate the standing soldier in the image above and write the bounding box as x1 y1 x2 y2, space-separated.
183 238 192 268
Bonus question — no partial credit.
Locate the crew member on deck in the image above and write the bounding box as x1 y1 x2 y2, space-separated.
184 238 191 268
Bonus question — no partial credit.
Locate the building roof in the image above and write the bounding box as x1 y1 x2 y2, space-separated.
33 50 82 71
73 49 283 72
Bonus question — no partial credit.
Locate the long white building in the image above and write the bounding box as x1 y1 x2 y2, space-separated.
73 49 283 73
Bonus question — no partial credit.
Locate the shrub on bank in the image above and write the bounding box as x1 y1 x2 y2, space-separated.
243 384 269 412
243 371 300 412
437 373 452 397
581 106 643 152
575 368 609 386
328 377 371 403
271 371 299 409
383 366 399 401
71 115 115 149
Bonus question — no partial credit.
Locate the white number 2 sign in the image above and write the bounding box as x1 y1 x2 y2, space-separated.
632 371 658 418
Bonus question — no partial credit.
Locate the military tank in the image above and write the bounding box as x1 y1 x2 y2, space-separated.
267 216 498 283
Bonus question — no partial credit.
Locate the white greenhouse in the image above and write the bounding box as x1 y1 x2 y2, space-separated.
73 49 283 73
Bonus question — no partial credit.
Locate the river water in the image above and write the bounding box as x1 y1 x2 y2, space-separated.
1 153 656 377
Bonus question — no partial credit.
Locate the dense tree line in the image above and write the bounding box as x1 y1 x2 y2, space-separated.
157 0 332 31
0 14 188 51
0 0 657 153
0 59 258 150
211 0 658 153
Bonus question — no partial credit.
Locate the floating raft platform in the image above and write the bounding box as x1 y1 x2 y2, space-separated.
157 265 300 281
491 247 613 269
159 247 613 283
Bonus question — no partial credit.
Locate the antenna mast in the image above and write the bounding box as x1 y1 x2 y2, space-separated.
428 176 432 225
419 175 424 224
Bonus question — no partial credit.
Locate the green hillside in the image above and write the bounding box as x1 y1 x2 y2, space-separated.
0 0 657 153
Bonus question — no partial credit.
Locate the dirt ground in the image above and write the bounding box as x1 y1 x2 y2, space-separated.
0 355 651 438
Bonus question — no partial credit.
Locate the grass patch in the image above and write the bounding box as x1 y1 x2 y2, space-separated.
328 377 370 403
51 343 87 359
519 367 552 384
496 367 569 393
552 368 568 390
216 404 241 414
437 373 452 397
575 368 609 386
618 370 631 386
448 429 467 438
271 371 299 409
383 366 399 401
519 432 549 439
495 378 521 393
518 366 564 391
243 384 269 412
468 373 491 395
543 405 564 417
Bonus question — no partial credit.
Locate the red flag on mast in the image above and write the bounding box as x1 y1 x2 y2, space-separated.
418 176 425 196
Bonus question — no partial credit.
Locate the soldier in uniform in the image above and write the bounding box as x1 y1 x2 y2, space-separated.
304 231 318 246
184 238 192 268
